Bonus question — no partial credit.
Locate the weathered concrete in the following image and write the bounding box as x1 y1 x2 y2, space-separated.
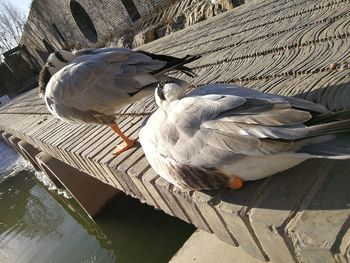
1 132 13 148
17 140 42 171
8 136 24 157
169 229 264 263
0 0 349 261
133 0 231 46
286 161 350 263
20 0 231 66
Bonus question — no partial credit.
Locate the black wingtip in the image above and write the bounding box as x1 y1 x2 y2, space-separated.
138 50 201 77
183 54 202 63
176 55 201 78
306 110 350 126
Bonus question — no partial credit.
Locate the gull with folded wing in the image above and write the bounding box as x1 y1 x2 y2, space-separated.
39 47 200 155
139 82 350 190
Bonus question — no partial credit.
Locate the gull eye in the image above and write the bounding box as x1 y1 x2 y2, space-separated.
157 82 166 101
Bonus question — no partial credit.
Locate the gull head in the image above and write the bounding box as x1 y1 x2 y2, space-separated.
155 81 186 109
46 50 75 75
39 50 75 98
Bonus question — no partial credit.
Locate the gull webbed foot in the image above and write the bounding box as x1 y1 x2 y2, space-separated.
113 138 136 155
229 176 243 190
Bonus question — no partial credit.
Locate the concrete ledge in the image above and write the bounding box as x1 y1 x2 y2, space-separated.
8 135 25 157
2 132 14 148
17 140 42 171
35 152 121 218
0 130 5 144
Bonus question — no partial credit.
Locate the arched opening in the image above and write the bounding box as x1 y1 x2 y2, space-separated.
35 48 50 63
120 0 141 22
52 23 69 48
70 0 98 43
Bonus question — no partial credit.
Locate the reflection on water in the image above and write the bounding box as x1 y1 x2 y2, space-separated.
0 142 20 175
0 142 195 263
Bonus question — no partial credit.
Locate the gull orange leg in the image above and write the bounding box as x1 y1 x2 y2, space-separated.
110 123 136 155
229 176 243 190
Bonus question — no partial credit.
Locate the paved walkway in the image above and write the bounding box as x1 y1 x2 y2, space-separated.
170 229 263 263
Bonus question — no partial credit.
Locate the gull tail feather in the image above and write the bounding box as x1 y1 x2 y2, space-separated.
308 119 350 138
297 133 350 159
306 110 350 125
297 116 350 159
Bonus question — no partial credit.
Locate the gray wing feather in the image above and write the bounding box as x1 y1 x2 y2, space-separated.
156 91 310 168
189 84 329 114
226 109 311 126
140 84 337 190
282 96 329 113
73 47 131 58
45 50 166 120
46 99 115 124
167 94 246 136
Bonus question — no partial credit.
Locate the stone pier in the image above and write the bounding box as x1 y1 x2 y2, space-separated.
2 132 120 218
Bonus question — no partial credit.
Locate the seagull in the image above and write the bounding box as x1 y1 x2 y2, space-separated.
39 47 200 155
139 82 350 190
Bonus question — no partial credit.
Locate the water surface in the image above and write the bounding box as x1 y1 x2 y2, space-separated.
0 142 195 263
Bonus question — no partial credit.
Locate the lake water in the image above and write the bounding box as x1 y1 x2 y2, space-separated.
0 142 195 263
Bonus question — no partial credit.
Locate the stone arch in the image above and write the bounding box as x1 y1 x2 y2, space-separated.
52 23 69 48
69 0 98 43
120 0 141 22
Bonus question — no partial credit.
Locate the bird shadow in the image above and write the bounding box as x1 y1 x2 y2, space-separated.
283 79 350 112
214 158 350 212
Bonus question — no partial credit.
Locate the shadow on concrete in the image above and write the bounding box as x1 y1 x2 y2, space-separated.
291 80 350 111
216 158 350 211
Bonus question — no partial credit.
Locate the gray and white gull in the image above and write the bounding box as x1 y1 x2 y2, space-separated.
139 82 350 190
39 47 199 155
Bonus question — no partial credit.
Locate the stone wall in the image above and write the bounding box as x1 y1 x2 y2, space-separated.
1 0 239 98
20 0 240 66
0 46 38 97
133 0 229 47
0 64 15 96
20 0 188 66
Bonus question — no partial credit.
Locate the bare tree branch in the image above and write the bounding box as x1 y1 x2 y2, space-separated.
0 1 26 61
